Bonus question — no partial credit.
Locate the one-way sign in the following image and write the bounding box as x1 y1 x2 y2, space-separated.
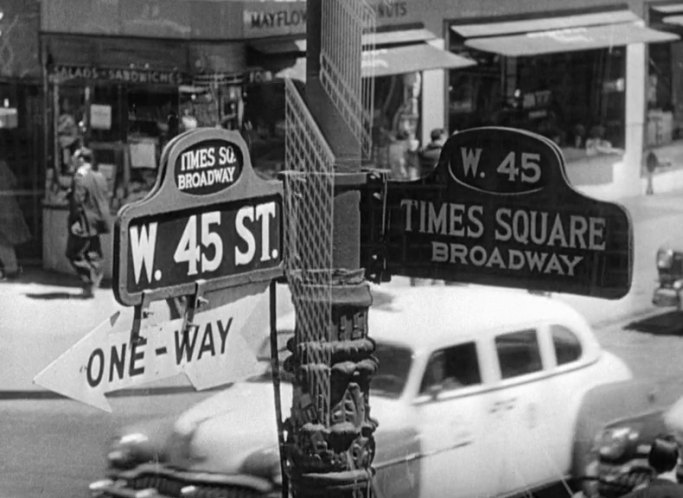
33 285 270 412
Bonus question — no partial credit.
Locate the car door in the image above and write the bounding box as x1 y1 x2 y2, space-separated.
490 327 558 496
413 340 499 498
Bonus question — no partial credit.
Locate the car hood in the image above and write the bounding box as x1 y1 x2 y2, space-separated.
664 395 683 441
125 379 410 477
169 380 289 474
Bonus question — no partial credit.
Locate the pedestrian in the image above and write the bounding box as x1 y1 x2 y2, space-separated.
620 434 683 497
418 128 448 176
645 150 660 196
0 160 31 279
66 147 112 298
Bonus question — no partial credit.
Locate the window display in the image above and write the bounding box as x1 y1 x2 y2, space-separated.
448 46 627 159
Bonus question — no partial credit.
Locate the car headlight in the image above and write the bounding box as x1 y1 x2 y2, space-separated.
657 248 674 270
596 425 641 461
107 432 150 469
240 447 283 486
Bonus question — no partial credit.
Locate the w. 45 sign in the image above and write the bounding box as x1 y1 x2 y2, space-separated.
113 129 284 307
126 198 281 294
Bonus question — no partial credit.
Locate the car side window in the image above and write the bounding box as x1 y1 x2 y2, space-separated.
419 342 482 395
550 324 582 365
495 329 542 379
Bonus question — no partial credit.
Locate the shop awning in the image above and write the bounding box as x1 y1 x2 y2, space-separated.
254 28 475 80
662 15 683 26
652 3 683 14
361 44 475 77
451 10 679 57
251 28 438 54
273 45 474 80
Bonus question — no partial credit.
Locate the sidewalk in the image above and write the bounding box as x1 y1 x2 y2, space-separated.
2 187 683 395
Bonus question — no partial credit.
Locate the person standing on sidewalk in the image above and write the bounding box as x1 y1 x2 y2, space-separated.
0 160 31 279
66 147 111 298
418 128 448 177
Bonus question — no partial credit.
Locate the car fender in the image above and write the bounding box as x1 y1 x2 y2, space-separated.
570 378 661 482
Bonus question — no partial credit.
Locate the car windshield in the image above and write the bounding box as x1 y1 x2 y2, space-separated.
249 330 411 397
370 342 412 398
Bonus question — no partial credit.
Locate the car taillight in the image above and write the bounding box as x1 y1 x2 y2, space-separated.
657 248 675 270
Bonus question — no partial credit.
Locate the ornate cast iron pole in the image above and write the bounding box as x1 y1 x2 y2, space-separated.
284 1 377 497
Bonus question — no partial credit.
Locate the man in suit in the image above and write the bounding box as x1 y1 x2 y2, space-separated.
65 147 111 298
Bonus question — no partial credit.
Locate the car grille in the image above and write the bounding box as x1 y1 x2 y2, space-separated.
127 474 266 498
597 463 652 498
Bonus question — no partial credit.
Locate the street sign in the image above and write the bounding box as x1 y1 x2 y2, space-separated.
114 128 284 307
362 127 633 299
33 285 270 412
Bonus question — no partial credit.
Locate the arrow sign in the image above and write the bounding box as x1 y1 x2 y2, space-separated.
33 288 270 412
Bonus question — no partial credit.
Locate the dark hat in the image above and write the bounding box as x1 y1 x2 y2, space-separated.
430 128 445 141
649 434 679 474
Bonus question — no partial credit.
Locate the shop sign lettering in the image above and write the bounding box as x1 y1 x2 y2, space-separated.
363 127 632 299
246 8 306 29
242 0 410 36
373 0 408 18
175 139 243 195
51 65 182 85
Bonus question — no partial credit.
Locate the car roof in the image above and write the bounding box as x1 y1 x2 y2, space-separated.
367 285 592 351
274 284 595 353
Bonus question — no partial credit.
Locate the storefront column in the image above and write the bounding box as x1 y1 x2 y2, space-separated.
420 38 447 145
618 43 647 197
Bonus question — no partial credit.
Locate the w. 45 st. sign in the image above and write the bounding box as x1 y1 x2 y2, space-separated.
114 129 283 306
362 127 633 299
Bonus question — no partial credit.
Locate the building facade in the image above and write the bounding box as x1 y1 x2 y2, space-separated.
0 0 42 265
2 0 680 272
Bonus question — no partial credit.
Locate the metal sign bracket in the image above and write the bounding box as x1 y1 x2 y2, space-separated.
180 279 210 337
130 290 154 345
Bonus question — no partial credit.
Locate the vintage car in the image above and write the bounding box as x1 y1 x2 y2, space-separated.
652 243 683 310
90 285 665 498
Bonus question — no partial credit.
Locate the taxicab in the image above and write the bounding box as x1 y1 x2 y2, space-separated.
90 285 663 498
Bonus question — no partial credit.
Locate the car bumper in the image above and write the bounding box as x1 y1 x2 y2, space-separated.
90 464 278 498
653 287 680 307
595 459 652 498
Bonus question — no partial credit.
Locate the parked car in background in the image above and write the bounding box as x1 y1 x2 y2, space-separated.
652 243 683 310
90 285 666 498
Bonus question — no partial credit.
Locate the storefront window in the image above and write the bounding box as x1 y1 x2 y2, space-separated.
448 47 626 160
371 73 422 179
647 42 678 147
45 84 87 205
242 79 290 180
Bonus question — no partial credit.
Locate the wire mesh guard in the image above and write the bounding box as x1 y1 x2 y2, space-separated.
283 78 336 424
320 0 376 160
0 13 19 74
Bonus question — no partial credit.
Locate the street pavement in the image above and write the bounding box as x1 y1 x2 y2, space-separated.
2 187 683 395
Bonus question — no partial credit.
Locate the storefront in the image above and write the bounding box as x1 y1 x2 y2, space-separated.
40 1 249 277
446 6 678 195
37 0 683 276
248 25 474 178
0 0 42 266
644 2 683 177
